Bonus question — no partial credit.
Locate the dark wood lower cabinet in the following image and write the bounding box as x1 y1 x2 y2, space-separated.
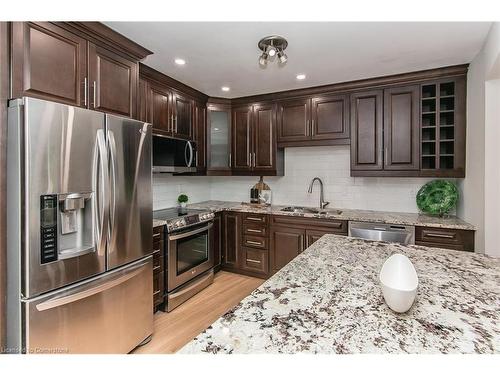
216 212 474 279
270 215 348 274
152 225 165 312
415 226 474 252
222 212 241 270
213 212 222 272
270 226 305 273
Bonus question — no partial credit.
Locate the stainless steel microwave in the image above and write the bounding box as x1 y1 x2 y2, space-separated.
152 135 197 173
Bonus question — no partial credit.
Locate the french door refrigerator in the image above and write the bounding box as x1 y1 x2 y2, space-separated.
6 97 153 354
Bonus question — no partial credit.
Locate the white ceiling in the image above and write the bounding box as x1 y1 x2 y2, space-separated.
105 22 492 98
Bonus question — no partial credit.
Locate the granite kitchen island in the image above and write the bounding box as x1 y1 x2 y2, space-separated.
179 235 500 354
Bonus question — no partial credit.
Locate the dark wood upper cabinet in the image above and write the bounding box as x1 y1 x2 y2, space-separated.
11 22 87 107
229 102 282 175
232 105 252 170
193 101 207 171
311 94 350 140
383 85 420 170
172 93 192 139
253 103 276 170
276 98 310 142
88 43 138 118
147 83 172 134
350 90 384 171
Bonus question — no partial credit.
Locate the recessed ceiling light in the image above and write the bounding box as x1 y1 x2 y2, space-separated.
221 86 230 92
296 74 306 80
174 58 186 65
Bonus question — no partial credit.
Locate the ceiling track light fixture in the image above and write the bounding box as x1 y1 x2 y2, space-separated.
258 35 288 67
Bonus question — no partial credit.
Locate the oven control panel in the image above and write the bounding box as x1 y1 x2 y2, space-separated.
168 212 215 232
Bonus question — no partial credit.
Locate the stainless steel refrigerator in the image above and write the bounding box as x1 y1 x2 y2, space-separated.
6 97 153 354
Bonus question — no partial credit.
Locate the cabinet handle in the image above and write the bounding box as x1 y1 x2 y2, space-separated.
246 240 262 245
384 147 388 164
195 151 198 166
229 153 232 167
84 77 87 106
246 259 261 264
246 217 262 222
246 229 262 233
253 152 256 168
425 232 455 239
93 81 97 109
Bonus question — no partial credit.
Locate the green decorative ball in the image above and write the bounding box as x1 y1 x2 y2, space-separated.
416 180 458 216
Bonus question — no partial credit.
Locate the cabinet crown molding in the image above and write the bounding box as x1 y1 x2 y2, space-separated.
57 22 153 60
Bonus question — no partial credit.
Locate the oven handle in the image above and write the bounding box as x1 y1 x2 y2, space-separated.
169 223 213 241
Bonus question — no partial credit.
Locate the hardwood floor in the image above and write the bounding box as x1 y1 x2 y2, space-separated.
133 271 264 354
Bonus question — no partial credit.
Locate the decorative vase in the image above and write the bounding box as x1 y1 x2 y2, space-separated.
379 254 418 313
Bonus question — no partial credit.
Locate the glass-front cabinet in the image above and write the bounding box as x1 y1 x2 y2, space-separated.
207 103 232 173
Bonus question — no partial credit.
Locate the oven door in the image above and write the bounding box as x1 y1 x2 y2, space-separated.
167 222 214 291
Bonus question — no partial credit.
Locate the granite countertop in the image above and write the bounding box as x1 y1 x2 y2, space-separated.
179 235 500 354
186 200 475 230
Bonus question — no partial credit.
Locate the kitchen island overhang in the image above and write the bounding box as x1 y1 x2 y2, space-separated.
180 235 500 354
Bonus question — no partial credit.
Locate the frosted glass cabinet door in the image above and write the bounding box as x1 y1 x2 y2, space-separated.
208 110 231 169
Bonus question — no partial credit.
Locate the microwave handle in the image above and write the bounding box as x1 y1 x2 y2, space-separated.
185 141 194 167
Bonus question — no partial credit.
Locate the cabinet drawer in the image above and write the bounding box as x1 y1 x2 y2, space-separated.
153 271 164 306
153 226 165 242
240 248 269 275
243 213 268 224
415 227 474 252
271 215 347 234
243 235 268 250
243 224 268 237
153 252 163 273
153 239 164 253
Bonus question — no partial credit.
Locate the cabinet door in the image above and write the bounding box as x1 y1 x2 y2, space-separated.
306 229 341 247
350 90 383 171
173 93 192 139
276 98 310 142
11 22 87 107
232 105 252 171
147 83 172 134
223 212 241 269
384 85 420 170
311 94 350 140
138 78 148 122
253 103 276 170
207 106 232 171
270 226 305 273
213 213 222 268
88 43 138 118
193 101 207 170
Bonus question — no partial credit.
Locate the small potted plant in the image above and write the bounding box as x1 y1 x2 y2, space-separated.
177 194 189 210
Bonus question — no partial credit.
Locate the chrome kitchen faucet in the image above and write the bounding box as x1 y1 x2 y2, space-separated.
308 177 330 209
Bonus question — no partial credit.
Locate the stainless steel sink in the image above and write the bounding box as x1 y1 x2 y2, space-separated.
280 206 342 215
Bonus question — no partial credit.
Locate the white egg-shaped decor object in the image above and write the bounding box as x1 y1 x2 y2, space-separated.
379 253 419 313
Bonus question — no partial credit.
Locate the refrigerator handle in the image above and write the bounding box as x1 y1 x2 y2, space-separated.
95 129 110 257
107 130 117 247
35 262 147 311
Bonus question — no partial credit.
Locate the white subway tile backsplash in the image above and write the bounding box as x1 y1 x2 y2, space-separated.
153 145 452 213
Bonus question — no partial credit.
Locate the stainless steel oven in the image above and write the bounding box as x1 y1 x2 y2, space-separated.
166 221 214 311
